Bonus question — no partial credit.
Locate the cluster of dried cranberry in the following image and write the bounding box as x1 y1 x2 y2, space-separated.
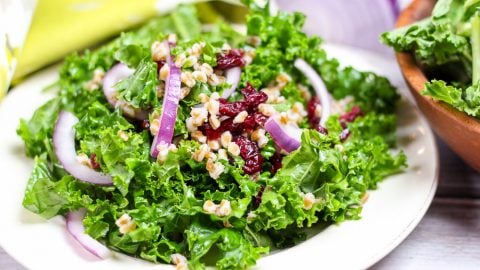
339 105 363 128
199 84 269 175
216 49 246 70
307 97 364 142
90 153 101 171
338 105 364 142
307 96 328 134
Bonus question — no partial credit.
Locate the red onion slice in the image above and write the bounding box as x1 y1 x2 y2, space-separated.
221 67 242 99
53 111 113 185
150 42 182 158
66 209 111 259
265 116 302 153
103 63 133 106
294 58 331 125
102 63 149 120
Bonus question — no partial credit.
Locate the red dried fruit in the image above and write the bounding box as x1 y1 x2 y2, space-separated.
156 60 166 73
340 128 351 142
307 96 321 128
219 98 248 117
241 83 256 96
242 114 257 132
253 112 268 127
89 153 100 170
307 96 329 134
216 49 246 70
200 122 225 140
234 136 257 158
339 106 364 128
317 125 329 135
270 152 283 175
200 82 267 149
254 186 265 208
307 96 320 117
140 119 150 130
244 157 262 175
241 83 267 109
233 135 263 175
200 118 243 140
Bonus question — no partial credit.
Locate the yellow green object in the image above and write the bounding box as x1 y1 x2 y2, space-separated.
14 0 161 82
4 0 246 100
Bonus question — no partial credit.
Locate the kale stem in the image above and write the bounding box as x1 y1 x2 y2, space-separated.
472 11 480 84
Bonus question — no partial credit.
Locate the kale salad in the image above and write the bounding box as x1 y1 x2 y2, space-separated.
18 1 406 269
382 0 480 118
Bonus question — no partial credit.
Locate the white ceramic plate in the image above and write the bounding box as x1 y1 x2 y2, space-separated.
0 45 438 270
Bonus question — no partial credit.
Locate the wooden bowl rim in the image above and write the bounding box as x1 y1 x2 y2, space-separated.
395 0 480 131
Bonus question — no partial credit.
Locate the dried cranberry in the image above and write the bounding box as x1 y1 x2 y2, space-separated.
216 49 246 70
253 186 265 208
253 112 268 127
219 99 248 117
200 118 239 140
307 96 320 117
233 136 263 175
340 128 351 142
241 83 256 96
244 157 263 175
156 60 166 73
270 152 283 175
241 83 267 109
234 136 257 159
317 126 328 135
201 82 267 143
242 114 257 132
200 122 224 140
90 154 100 170
140 119 150 130
307 96 321 129
339 106 364 128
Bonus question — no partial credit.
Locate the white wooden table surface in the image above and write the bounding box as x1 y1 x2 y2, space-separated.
1 137 479 269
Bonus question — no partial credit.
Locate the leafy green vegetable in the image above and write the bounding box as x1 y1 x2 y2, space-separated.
382 0 480 119
381 0 473 72
115 58 159 109
249 125 406 230
423 80 480 117
244 9 399 114
114 44 149 68
186 221 268 269
17 98 61 157
22 154 66 218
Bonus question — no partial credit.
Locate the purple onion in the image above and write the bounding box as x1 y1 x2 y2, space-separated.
66 209 111 259
150 42 182 158
53 111 113 185
294 58 332 125
265 116 302 153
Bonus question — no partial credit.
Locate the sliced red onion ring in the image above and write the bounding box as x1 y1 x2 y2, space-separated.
103 63 149 120
66 209 111 259
221 67 242 99
53 111 113 185
265 116 302 153
103 63 133 106
294 58 331 125
150 42 182 158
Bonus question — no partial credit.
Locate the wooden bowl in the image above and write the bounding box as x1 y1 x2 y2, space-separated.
396 0 480 172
